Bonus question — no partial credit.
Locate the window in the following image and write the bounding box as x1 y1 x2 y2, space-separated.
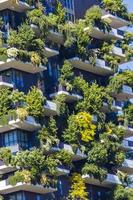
3 130 28 148
12 70 24 88
48 61 59 82
36 195 41 200
8 192 25 200
64 0 74 10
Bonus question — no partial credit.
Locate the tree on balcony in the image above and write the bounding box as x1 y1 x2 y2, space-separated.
8 23 47 65
98 41 121 71
101 0 129 20
82 123 125 182
85 5 111 32
68 173 88 200
0 148 12 166
111 185 133 200
108 70 133 93
59 60 74 92
63 112 96 153
121 32 133 61
26 86 46 119
74 77 112 129
38 117 59 151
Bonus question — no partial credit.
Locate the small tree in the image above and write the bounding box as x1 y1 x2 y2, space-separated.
38 117 59 151
0 88 11 117
26 86 45 119
63 112 96 152
68 173 88 200
59 60 74 91
85 5 111 32
102 0 128 20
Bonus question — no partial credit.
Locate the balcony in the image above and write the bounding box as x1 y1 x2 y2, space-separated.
69 57 114 76
112 46 126 62
44 101 57 116
120 159 133 174
83 173 121 188
45 146 60 154
0 115 41 133
84 27 123 41
121 125 133 138
112 85 133 100
44 47 59 58
0 59 46 74
0 75 13 89
47 29 64 44
0 161 15 175
122 139 133 150
6 144 24 154
50 88 82 103
0 121 15 134
9 116 41 132
30 24 64 44
102 100 123 113
0 180 57 194
56 166 70 176
62 144 87 161
0 0 30 12
112 101 124 111
102 13 129 28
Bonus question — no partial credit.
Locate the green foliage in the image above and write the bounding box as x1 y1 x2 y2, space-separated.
74 77 112 129
87 142 108 165
75 78 112 113
104 54 120 71
0 48 7 61
63 112 96 151
27 8 49 38
112 185 133 200
11 149 46 182
8 171 25 186
85 6 111 32
38 117 59 151
0 17 3 29
99 123 125 166
68 173 88 200
11 90 26 106
74 20 93 59
117 171 133 187
59 60 74 91
8 23 47 65
8 23 35 50
83 123 125 181
26 86 46 119
108 70 133 93
54 94 68 116
98 41 120 71
0 195 3 200
45 155 61 176
124 104 133 124
102 0 128 20
54 0 65 25
0 148 12 165
55 149 73 167
0 88 11 117
82 163 107 182
62 22 75 47
121 32 133 61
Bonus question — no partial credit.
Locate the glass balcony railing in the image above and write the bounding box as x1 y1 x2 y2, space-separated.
123 139 133 148
113 100 124 108
0 75 12 84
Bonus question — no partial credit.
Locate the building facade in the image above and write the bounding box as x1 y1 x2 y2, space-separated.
0 0 133 200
